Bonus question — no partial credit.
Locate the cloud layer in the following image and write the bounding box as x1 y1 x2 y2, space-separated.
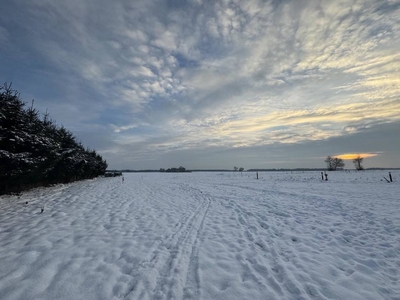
1 0 399 169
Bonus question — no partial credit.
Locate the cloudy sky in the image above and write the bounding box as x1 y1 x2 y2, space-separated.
1 0 399 170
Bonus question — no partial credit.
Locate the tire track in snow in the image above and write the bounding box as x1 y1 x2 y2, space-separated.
227 197 303 298
124 185 210 300
182 185 210 300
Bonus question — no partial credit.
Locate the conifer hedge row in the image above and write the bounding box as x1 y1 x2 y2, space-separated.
0 83 108 195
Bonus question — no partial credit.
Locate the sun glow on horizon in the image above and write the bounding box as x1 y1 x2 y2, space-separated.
334 153 379 160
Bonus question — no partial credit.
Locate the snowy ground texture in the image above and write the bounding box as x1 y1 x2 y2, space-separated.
1 171 399 300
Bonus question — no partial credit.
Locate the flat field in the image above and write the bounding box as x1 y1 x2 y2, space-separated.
0 171 399 300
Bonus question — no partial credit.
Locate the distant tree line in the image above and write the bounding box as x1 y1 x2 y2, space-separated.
0 83 107 195
159 166 189 172
247 168 328 172
117 169 159 173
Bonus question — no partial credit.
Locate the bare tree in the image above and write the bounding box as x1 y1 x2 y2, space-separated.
332 158 345 170
325 156 345 170
325 156 333 170
353 155 364 170
239 167 244 172
233 166 238 172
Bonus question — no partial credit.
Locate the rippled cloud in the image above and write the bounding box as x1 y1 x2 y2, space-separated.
1 0 399 168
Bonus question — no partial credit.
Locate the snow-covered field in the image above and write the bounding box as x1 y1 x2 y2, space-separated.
0 171 399 300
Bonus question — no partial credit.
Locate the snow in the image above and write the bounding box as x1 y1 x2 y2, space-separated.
0 171 399 300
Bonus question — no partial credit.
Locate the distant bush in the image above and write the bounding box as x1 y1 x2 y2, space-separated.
104 172 122 177
165 166 187 172
0 83 107 195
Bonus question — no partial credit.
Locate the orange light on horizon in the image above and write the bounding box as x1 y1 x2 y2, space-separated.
334 153 379 160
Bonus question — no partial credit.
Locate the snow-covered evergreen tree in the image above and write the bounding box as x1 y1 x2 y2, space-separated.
0 83 107 195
